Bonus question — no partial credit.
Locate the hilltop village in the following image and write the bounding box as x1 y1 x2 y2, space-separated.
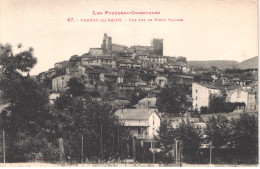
36 33 258 152
37 33 258 112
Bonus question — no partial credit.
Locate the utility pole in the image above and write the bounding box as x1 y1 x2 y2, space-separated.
100 124 103 161
175 139 178 165
3 130 5 163
210 141 212 165
152 142 155 164
179 140 182 167
133 137 136 162
112 132 115 155
81 134 83 164
117 125 120 153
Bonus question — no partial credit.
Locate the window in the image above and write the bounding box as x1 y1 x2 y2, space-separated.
196 97 197 100
196 104 197 107
196 89 198 93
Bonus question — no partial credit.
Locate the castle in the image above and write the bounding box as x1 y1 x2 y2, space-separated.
101 33 163 56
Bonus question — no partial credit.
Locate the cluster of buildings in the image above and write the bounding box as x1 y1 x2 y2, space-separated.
37 33 258 151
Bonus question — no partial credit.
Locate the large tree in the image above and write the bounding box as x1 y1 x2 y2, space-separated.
156 119 203 163
47 94 125 162
155 120 175 163
156 86 192 117
229 113 258 163
0 43 51 162
205 115 231 150
174 120 203 163
67 78 85 97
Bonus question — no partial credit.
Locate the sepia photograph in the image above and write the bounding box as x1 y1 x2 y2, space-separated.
0 0 258 167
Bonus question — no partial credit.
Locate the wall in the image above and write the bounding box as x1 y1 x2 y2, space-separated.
147 112 160 139
123 119 148 127
192 83 221 110
89 48 103 56
52 75 71 91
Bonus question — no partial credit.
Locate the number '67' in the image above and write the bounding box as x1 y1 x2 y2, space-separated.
67 18 73 22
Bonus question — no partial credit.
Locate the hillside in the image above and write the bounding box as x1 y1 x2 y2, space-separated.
187 60 239 70
239 56 258 69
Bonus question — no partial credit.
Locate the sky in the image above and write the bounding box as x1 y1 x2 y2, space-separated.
0 0 258 75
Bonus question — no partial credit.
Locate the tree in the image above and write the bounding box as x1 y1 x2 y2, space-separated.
174 120 203 163
207 94 245 114
0 44 37 103
67 78 85 97
211 66 217 71
52 68 66 79
229 113 258 163
156 120 175 163
48 94 125 162
205 115 231 150
0 43 51 162
208 94 225 113
176 56 187 63
200 106 208 114
156 86 192 117
127 89 147 108
69 55 80 67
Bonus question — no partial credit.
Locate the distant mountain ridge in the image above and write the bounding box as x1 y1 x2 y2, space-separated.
188 56 258 70
238 56 258 69
187 60 239 70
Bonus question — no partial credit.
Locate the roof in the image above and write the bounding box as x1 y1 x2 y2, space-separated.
115 108 157 120
103 73 118 77
174 74 194 79
112 43 128 48
55 60 69 65
117 83 136 87
193 82 220 90
148 55 168 58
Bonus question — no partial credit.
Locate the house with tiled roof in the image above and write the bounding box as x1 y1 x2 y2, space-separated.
115 108 160 147
116 59 142 69
226 85 258 112
37 68 56 83
81 56 116 68
52 75 71 92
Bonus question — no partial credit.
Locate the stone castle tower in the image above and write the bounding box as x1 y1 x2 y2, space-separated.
101 33 112 53
152 38 163 56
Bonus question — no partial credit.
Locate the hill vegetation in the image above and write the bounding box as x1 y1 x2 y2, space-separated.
188 56 258 70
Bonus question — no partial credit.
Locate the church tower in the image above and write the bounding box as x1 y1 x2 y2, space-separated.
101 33 112 54
152 38 163 56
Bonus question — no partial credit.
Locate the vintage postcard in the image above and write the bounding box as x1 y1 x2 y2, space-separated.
0 0 258 167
